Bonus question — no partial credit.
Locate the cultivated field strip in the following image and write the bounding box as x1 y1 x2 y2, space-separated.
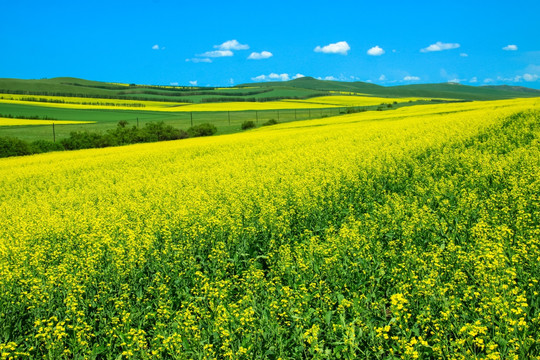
0 94 432 112
0 118 94 126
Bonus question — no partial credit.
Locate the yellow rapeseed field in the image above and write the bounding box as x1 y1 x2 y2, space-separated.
0 118 94 126
0 93 340 112
0 98 539 359
0 93 427 112
0 94 189 111
283 95 429 107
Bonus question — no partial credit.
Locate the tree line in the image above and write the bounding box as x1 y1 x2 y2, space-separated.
0 121 217 158
0 113 57 120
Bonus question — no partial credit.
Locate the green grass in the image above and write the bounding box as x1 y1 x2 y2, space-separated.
0 99 445 142
0 102 353 141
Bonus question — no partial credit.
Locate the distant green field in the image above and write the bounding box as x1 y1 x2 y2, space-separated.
1 76 539 142
0 78 326 104
0 102 359 141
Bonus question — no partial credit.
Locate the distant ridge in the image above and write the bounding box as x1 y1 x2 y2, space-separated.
1 76 539 102
482 84 540 93
241 77 540 101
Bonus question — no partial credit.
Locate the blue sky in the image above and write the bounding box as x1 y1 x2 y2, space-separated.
2 0 539 88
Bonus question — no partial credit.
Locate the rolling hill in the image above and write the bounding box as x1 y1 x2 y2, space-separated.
1 77 539 103
243 76 540 101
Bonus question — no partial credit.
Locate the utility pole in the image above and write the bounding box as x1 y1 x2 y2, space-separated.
190 112 193 127
228 111 231 125
137 117 139 128
52 123 56 142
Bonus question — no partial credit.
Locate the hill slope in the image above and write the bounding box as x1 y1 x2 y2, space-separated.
1 76 539 102
243 76 540 100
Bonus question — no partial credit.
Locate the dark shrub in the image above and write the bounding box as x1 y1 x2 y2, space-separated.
241 120 256 130
0 136 33 157
187 123 217 137
60 131 104 150
30 140 64 153
140 122 189 142
106 123 137 144
262 119 278 126
346 107 367 114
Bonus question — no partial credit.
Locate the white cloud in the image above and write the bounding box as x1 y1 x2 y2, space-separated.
248 51 273 60
460 53 468 57
314 41 350 55
420 41 460 52
469 77 478 83
379 74 386 81
484 78 494 83
269 73 289 81
197 50 233 58
189 80 198 86
186 58 212 63
324 76 338 81
496 75 525 83
293 74 305 79
170 82 179 86
367 45 385 56
252 73 290 82
523 73 539 82
403 76 420 81
448 79 462 83
215 40 249 50
152 44 160 50
503 44 518 51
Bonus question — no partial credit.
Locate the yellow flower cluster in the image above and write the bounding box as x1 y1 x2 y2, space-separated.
0 98 539 358
0 117 93 126
284 95 430 107
1 93 434 113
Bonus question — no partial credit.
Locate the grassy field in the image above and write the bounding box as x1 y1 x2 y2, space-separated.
2 76 539 143
0 95 437 141
0 103 350 141
0 98 539 359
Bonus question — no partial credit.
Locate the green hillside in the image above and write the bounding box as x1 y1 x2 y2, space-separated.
244 77 540 100
0 78 326 103
2 76 539 103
